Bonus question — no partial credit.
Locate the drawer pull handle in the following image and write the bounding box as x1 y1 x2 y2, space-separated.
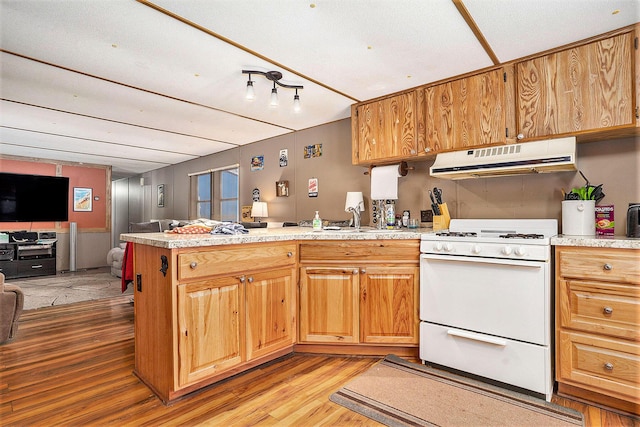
603 263 612 271
190 262 197 269
604 362 614 371
287 252 293 257
603 306 613 315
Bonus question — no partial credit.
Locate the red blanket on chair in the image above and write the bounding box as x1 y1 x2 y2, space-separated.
122 242 134 292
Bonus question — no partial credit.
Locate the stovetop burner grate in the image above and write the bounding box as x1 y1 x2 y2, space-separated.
435 231 478 237
499 233 544 239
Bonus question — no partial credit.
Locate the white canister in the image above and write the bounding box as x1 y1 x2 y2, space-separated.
562 200 596 235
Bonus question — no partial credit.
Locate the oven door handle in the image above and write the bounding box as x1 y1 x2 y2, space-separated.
447 328 507 346
421 254 544 268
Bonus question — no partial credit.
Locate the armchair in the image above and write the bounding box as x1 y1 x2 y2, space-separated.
1 272 24 344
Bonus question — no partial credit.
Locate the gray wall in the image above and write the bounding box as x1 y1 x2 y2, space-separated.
121 118 640 236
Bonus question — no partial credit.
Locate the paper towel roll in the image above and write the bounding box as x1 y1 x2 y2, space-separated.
371 164 401 200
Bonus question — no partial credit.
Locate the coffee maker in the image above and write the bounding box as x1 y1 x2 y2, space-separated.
627 203 640 238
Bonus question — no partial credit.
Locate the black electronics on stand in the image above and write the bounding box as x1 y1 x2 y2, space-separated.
0 231 57 279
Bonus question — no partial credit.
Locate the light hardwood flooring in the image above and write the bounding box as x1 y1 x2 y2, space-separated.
1 296 638 426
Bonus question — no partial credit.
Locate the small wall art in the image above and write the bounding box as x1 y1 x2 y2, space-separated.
251 155 264 171
279 149 288 167
241 205 252 221
276 180 289 197
73 187 92 212
304 144 322 159
308 178 318 197
157 184 165 207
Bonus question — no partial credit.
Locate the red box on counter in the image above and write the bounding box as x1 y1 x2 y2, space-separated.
595 205 614 235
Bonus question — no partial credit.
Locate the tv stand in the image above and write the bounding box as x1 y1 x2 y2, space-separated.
0 232 57 279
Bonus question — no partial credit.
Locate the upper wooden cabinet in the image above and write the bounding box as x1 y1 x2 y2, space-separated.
416 67 515 156
351 92 417 165
516 30 637 140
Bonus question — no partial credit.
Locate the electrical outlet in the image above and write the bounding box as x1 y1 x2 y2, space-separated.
421 210 433 222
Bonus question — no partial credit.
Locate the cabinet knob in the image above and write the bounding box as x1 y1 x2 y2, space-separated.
372 138 376 145
352 269 359 275
603 306 613 315
287 252 293 257
603 263 612 271
189 261 197 269
517 133 524 140
410 149 416 155
247 276 253 283
239 276 245 283
424 147 431 153
604 362 614 371
360 269 366 274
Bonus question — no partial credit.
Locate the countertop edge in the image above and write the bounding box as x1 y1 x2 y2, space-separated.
551 235 640 249
120 227 427 249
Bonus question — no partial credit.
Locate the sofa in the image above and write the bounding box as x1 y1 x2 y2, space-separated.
1 272 23 344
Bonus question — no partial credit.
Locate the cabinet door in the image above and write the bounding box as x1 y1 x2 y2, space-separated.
245 267 296 360
355 92 416 163
517 32 634 139
177 277 243 387
360 266 419 344
299 266 359 343
418 68 509 154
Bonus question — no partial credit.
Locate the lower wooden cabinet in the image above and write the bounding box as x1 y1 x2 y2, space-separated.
556 246 640 415
298 240 420 352
177 277 243 387
133 242 297 403
245 267 296 360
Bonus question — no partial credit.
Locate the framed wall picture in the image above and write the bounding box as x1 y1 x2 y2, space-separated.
73 187 92 212
276 180 289 197
157 184 165 207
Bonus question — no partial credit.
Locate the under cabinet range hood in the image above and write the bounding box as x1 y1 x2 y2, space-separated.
429 137 577 180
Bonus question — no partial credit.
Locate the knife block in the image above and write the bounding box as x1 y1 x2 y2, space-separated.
433 203 451 231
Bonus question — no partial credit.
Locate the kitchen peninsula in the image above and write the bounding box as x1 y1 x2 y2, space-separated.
122 227 421 403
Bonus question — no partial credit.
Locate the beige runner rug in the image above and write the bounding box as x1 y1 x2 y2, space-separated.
330 354 583 427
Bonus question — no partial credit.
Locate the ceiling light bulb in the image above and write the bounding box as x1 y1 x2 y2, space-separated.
293 94 301 112
270 87 279 107
245 80 255 100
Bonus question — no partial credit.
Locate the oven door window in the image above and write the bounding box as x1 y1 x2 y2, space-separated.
420 254 550 346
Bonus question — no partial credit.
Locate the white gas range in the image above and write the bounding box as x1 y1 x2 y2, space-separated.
419 219 558 401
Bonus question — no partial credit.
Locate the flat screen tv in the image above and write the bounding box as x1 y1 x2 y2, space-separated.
0 172 70 222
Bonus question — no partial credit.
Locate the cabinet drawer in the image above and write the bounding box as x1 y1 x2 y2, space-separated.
299 240 419 263
178 243 296 281
558 330 640 403
558 247 640 284
559 279 640 340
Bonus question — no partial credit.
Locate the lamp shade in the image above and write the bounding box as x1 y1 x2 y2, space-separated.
344 192 365 212
251 201 269 218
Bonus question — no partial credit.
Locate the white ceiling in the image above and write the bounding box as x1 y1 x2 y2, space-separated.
1 0 638 179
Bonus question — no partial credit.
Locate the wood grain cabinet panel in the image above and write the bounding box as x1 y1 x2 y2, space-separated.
556 246 640 414
359 266 419 344
416 67 513 155
245 267 296 359
352 92 416 164
177 277 244 387
298 240 420 349
298 266 360 343
517 32 635 139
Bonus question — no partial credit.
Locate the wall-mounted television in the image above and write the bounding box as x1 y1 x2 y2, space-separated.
0 172 70 222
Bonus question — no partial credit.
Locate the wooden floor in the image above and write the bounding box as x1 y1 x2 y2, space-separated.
1 296 638 427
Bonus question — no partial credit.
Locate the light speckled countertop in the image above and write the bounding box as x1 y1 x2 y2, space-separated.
121 226 426 249
551 235 640 249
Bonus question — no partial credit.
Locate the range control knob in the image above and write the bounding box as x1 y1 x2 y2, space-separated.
515 247 526 256
434 242 443 251
501 246 513 256
444 243 454 252
471 244 481 254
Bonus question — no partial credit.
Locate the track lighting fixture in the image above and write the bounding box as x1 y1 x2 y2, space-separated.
242 70 303 111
